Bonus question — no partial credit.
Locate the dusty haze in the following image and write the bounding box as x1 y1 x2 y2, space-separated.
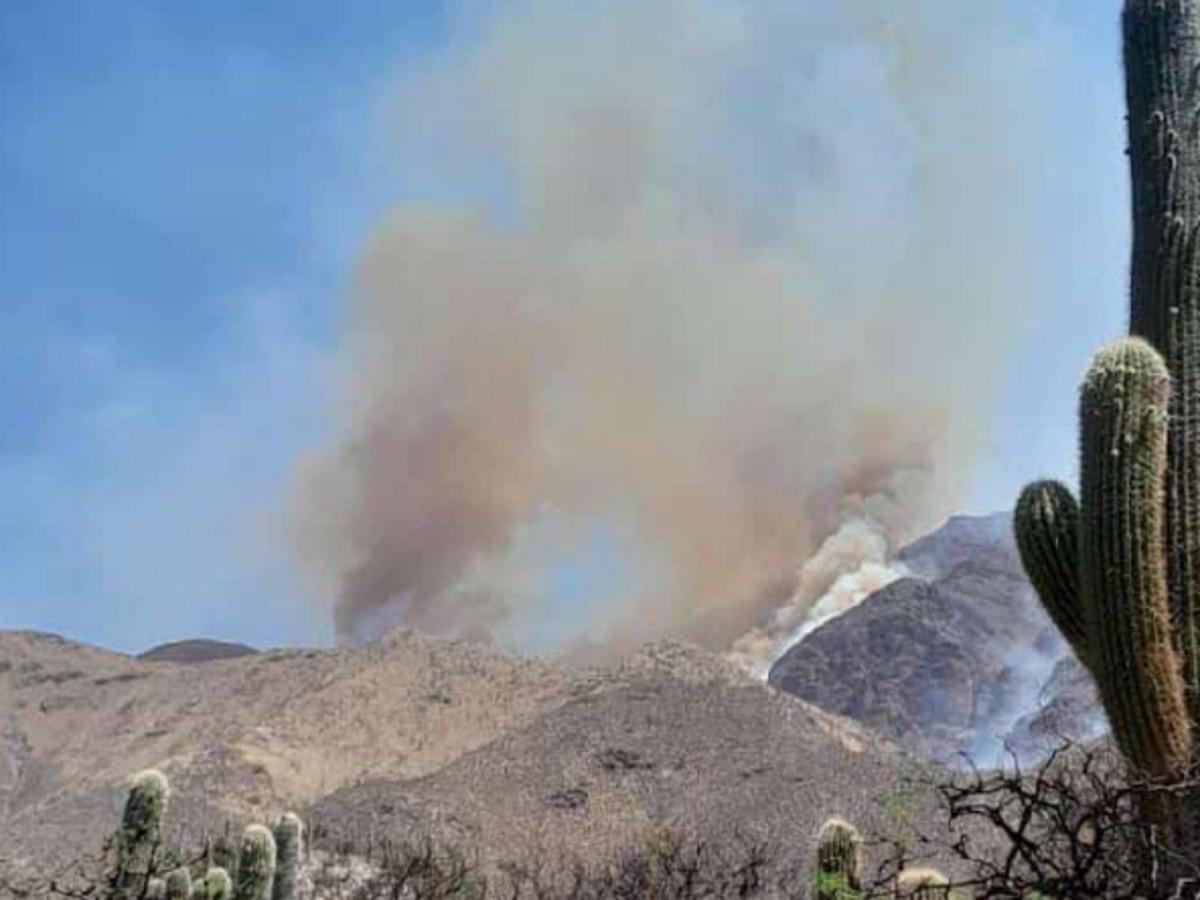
294 0 1060 667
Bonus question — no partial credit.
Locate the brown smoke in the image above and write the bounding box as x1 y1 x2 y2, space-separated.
294 0 1057 666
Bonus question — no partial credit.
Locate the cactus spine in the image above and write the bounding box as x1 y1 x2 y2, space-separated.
233 824 277 900
270 813 303 900
813 817 862 900
108 768 170 900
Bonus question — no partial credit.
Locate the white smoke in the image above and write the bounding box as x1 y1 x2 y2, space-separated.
728 514 908 678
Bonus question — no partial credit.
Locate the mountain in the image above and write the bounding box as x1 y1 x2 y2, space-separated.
138 639 259 663
768 514 1103 764
0 630 925 884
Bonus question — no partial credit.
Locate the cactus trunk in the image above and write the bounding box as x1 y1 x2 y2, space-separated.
1124 0 1200 873
1014 0 1200 883
1126 0 1200 735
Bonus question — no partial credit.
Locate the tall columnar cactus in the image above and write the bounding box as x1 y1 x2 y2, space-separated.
233 824 277 900
270 813 303 900
1014 0 1200 877
813 817 862 900
107 769 170 900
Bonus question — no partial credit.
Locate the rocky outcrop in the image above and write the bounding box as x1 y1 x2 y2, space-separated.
768 514 1103 764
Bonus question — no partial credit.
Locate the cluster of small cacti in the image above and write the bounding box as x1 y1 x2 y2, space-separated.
811 817 947 900
105 768 303 900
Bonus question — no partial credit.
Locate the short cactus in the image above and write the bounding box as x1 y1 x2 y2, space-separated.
108 768 170 900
813 817 862 900
145 878 166 900
164 866 192 900
233 824 277 900
895 867 949 899
201 868 233 900
270 813 303 900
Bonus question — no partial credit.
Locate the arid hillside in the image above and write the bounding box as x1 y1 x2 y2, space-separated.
0 630 924 883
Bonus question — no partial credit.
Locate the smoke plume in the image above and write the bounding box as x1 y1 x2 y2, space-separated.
295 0 1060 667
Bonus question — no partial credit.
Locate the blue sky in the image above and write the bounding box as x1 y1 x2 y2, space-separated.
0 2 1130 653
1 2 451 651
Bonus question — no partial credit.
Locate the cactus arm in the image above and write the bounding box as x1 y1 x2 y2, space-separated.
1014 480 1089 666
1124 0 1200 725
1079 338 1192 776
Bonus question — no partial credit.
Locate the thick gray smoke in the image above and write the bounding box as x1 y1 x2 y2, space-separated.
295 0 1061 665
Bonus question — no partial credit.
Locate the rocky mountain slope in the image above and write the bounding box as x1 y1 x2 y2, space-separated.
768 514 1103 764
0 631 922 884
1 513 1100 885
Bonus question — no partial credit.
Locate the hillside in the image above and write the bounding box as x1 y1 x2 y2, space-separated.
0 631 923 883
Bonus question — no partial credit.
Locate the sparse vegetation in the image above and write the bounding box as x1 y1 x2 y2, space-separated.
867 742 1200 898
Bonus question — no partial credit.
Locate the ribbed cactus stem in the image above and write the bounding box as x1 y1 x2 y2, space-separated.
202 868 233 900
164 866 192 900
1014 479 1086 664
1124 0 1200 730
814 817 862 900
896 867 949 899
270 813 303 900
233 824 277 900
109 769 170 900
1079 339 1191 776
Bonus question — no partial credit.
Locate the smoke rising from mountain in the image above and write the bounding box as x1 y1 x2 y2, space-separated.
294 0 1063 663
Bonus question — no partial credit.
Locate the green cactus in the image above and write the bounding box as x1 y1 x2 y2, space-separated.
270 813 303 900
1016 339 1192 778
813 817 862 900
145 878 166 900
233 824 276 900
1014 0 1200 877
163 866 191 900
895 867 949 899
107 768 170 900
201 868 233 900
